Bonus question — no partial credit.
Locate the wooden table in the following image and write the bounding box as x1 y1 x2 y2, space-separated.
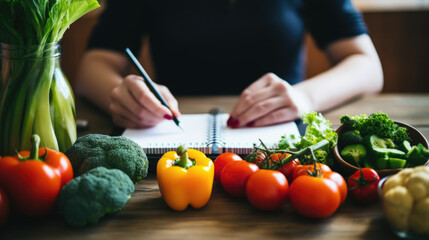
1 93 428 239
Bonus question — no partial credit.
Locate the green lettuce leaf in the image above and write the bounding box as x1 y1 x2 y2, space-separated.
278 112 338 166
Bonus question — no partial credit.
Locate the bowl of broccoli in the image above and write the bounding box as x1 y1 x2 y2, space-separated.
333 112 429 178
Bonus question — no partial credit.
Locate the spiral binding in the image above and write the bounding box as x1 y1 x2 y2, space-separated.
206 111 225 154
141 109 273 155
143 141 210 155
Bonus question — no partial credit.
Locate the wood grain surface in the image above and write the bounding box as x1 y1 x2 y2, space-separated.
1 93 428 240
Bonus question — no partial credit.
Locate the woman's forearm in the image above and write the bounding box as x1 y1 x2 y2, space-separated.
294 35 383 112
75 50 129 112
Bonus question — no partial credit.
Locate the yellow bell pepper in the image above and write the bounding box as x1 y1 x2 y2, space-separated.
157 145 214 211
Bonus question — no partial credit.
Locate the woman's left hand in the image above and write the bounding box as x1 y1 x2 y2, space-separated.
228 73 312 128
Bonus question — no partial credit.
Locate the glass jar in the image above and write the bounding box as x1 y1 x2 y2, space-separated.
0 41 76 155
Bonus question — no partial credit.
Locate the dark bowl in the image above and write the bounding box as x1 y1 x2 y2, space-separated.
333 121 429 178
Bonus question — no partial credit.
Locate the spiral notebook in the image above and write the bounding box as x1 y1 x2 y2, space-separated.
122 111 300 157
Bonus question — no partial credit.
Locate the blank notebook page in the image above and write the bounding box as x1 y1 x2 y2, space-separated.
122 114 211 154
216 114 300 154
122 113 300 155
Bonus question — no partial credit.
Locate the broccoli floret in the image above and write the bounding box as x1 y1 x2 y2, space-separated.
315 149 333 167
359 112 394 138
340 114 367 131
340 112 411 146
390 125 411 145
340 144 367 165
57 167 135 227
340 130 363 147
65 134 148 183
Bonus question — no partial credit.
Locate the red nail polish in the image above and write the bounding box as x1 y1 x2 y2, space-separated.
231 119 240 128
246 121 255 127
164 114 173 120
227 117 234 126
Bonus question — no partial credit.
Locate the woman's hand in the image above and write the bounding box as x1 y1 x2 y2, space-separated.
228 73 312 128
109 74 180 128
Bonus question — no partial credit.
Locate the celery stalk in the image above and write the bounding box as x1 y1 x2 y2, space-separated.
0 0 100 155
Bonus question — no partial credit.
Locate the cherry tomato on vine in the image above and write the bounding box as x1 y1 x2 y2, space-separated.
324 171 347 204
221 160 259 197
251 152 266 167
292 163 332 180
214 153 243 183
246 170 289 211
277 159 300 184
289 175 341 218
347 168 380 204
0 186 9 227
269 153 288 162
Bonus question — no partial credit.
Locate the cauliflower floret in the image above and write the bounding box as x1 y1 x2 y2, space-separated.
396 168 414 182
383 186 413 230
383 174 405 194
405 171 429 201
409 197 429 234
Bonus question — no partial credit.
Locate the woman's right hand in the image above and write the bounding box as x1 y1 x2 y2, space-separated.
109 74 180 128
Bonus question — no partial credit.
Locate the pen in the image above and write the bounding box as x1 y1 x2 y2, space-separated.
125 48 183 130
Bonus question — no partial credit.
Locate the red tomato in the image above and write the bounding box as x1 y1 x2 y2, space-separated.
0 186 9 227
324 171 347 204
214 153 243 183
347 168 380 204
289 175 341 218
221 161 259 197
246 170 289 211
269 153 288 162
292 163 332 180
277 159 300 184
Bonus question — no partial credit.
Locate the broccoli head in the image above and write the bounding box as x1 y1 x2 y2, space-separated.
340 112 411 146
57 167 135 227
65 134 148 183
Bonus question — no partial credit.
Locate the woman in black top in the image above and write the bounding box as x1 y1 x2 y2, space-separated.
76 0 383 129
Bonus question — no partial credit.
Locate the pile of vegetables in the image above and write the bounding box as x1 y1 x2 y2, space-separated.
0 0 100 155
214 148 347 217
214 113 348 218
339 112 429 170
0 134 149 227
212 112 392 214
381 166 429 236
59 134 149 226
